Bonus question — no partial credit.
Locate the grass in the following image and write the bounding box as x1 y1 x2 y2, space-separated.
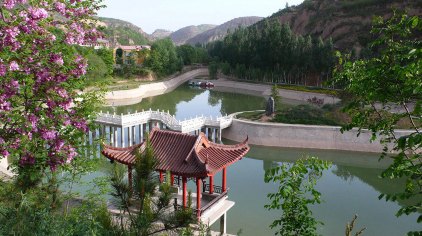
273 104 345 126
277 84 339 96
236 103 418 130
237 104 348 126
236 111 265 121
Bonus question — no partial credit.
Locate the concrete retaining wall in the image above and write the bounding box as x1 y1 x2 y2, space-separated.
213 79 341 104
105 68 209 106
222 118 412 153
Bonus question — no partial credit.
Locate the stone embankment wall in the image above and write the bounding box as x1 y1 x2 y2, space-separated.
105 68 209 106
213 79 340 104
223 118 412 153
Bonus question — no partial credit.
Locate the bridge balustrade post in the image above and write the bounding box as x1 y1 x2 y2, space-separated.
121 127 125 148
98 125 103 137
132 126 136 145
110 126 114 146
128 126 132 146
113 127 118 147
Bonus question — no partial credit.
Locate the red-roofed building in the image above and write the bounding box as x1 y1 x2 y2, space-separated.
101 128 249 228
113 45 151 65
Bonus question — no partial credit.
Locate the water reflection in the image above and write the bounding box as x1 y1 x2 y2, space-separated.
102 84 267 119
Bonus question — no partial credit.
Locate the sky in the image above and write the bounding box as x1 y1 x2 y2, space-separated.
98 0 304 34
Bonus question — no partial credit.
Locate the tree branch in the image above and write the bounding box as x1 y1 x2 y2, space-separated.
402 101 420 134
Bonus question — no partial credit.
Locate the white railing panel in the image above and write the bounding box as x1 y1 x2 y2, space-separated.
96 110 233 133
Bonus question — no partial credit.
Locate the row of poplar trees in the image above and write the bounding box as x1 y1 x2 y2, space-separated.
207 19 336 87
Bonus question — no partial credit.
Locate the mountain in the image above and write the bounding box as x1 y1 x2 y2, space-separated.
151 29 173 40
265 0 422 51
186 16 263 45
169 24 216 45
98 17 150 46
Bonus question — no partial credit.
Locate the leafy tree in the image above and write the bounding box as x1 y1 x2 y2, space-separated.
145 38 182 77
334 12 422 233
0 0 108 234
177 44 197 65
208 62 218 79
0 0 103 190
264 157 331 236
86 53 108 83
96 47 114 75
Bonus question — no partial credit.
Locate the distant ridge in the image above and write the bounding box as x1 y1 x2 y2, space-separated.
169 24 216 45
151 29 173 40
186 16 263 45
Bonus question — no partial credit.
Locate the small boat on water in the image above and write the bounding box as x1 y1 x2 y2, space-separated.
200 81 214 88
188 80 214 88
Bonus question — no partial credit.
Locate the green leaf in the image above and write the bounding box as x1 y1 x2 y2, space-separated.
410 16 419 28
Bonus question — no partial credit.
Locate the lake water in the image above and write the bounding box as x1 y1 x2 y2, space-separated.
100 84 420 235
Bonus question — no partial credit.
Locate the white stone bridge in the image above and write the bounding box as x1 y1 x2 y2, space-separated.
94 109 233 147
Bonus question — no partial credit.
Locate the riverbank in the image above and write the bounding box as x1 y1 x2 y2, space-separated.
222 117 412 153
104 69 341 106
104 68 209 106
212 78 340 104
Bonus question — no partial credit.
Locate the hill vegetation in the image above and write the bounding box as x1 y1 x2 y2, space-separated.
266 0 422 53
98 17 150 45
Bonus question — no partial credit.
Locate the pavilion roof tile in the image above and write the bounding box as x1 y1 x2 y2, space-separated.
101 128 249 177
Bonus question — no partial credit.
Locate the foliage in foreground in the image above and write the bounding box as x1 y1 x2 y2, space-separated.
265 157 331 236
334 12 422 234
0 178 113 235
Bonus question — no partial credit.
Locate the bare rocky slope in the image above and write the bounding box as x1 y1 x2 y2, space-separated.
186 16 263 45
265 0 422 51
169 24 217 45
151 29 173 40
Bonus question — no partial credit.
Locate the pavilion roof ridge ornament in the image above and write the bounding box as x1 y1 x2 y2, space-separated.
184 133 204 163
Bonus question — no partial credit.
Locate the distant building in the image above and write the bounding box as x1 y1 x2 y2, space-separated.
80 38 110 49
113 45 151 65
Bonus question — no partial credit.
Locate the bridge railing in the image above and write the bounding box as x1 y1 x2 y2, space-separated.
95 109 233 132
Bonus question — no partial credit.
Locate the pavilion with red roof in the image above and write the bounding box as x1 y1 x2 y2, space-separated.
101 128 250 220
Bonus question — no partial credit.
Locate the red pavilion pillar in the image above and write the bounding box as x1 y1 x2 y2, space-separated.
170 174 175 186
159 171 164 183
222 168 226 192
196 177 201 218
182 176 187 208
209 175 214 194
